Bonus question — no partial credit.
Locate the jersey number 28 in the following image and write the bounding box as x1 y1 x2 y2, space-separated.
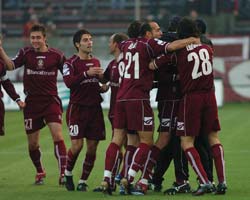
188 48 212 80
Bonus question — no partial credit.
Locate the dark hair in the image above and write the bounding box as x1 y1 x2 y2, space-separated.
177 18 200 39
127 20 142 38
112 33 129 44
30 24 46 37
139 22 152 37
73 29 91 51
195 19 207 34
168 16 182 32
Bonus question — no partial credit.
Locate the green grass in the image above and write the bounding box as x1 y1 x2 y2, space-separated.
0 103 249 200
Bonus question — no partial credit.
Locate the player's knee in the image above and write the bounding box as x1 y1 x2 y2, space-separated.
28 142 39 151
208 131 220 146
71 143 83 154
52 132 64 141
87 143 98 153
156 132 171 148
180 140 193 151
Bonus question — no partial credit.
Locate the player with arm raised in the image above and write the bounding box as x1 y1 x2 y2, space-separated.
101 20 200 195
142 17 191 195
0 59 25 136
0 24 67 185
151 18 227 196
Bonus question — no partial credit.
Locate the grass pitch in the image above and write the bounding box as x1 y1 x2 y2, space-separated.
0 103 249 200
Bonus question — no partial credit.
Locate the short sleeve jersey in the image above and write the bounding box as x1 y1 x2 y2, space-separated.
176 44 214 93
117 37 169 100
63 55 103 106
12 47 65 96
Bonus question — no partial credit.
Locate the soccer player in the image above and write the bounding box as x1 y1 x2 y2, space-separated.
63 29 106 192
149 18 216 194
102 33 129 190
0 24 67 185
93 33 138 193
194 18 215 189
0 59 25 135
137 20 186 194
101 20 200 195
148 21 163 39
142 16 191 195
195 19 213 47
150 18 227 196
115 21 162 192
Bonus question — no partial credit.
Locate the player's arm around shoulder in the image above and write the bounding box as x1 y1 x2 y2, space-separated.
166 37 200 52
149 53 175 71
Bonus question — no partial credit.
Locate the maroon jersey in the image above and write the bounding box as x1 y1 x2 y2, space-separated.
103 59 120 119
12 47 65 96
63 55 103 106
154 54 181 101
176 44 214 93
117 38 169 100
0 60 20 101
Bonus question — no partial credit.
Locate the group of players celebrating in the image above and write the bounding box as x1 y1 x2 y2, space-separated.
0 15 227 197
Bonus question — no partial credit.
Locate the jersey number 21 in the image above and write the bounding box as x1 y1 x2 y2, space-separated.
118 52 139 83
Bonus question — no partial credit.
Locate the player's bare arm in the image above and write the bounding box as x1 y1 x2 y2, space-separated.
166 37 200 52
0 37 15 70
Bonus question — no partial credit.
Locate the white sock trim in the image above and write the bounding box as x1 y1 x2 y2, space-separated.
128 168 137 178
104 170 112 179
139 178 148 185
78 179 86 184
65 169 73 176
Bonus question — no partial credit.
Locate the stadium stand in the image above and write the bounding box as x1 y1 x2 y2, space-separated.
2 0 185 37
2 0 250 37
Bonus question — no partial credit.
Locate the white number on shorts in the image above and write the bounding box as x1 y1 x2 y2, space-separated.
118 52 139 81
188 48 212 80
24 118 32 130
69 125 79 136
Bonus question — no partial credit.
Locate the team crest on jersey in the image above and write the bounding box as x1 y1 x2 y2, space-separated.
144 117 153 126
37 59 44 69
